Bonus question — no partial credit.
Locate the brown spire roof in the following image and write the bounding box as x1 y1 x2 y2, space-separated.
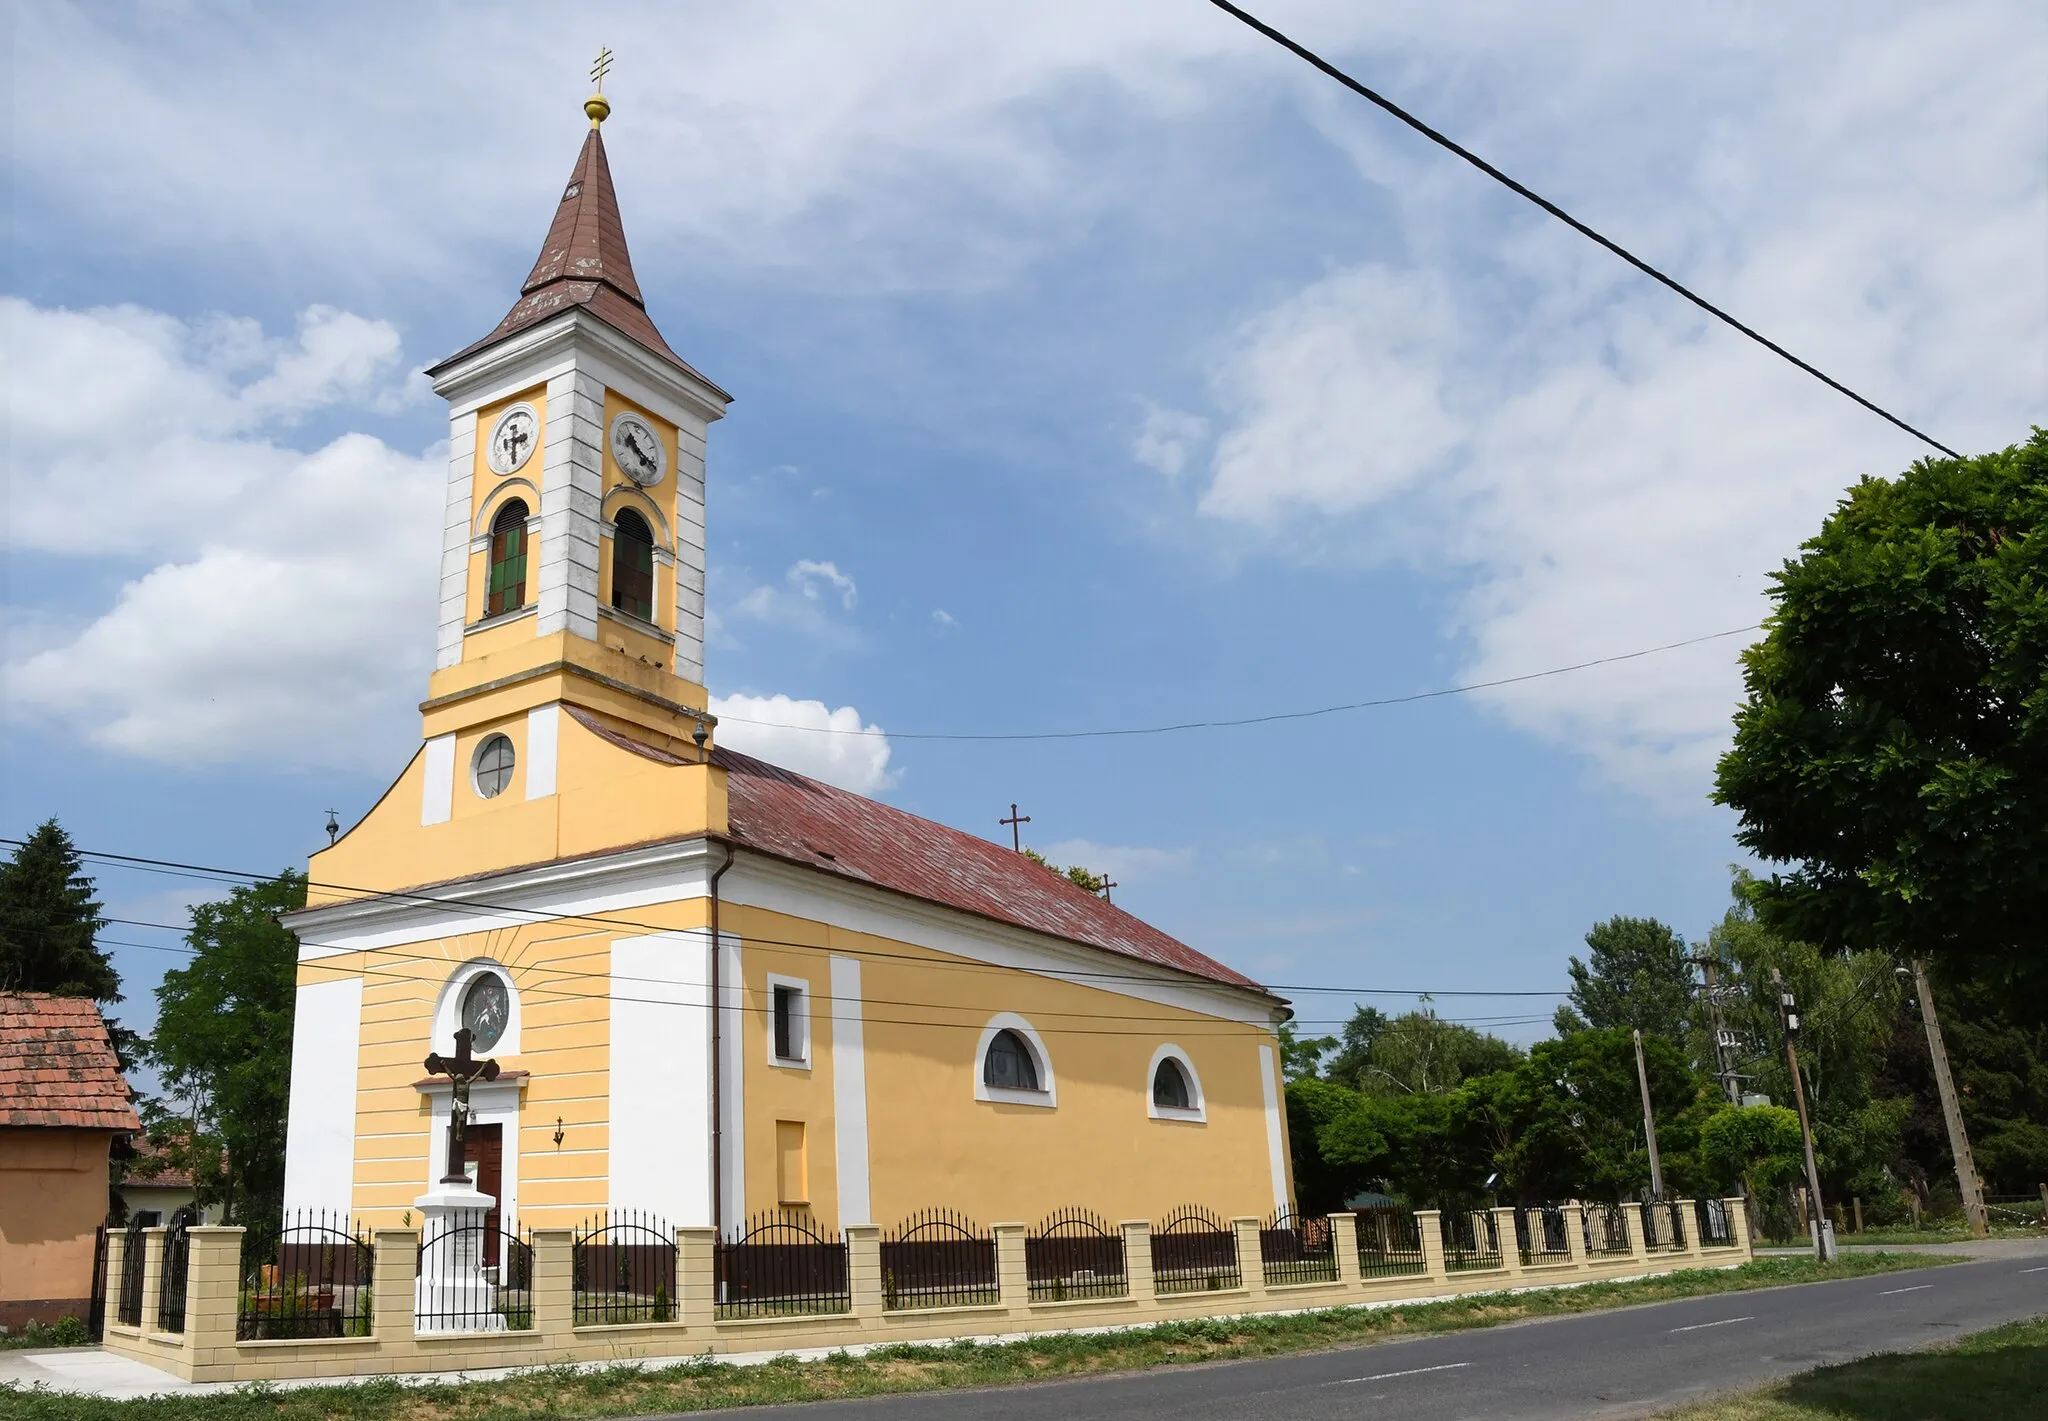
430 126 726 395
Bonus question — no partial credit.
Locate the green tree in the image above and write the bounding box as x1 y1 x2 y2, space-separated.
0 819 120 1000
1277 1021 1336 1081
1323 1005 1390 1089
1350 1004 1522 1099
1562 916 1695 1047
1715 429 2048 984
1700 1104 1806 1196
146 871 305 1223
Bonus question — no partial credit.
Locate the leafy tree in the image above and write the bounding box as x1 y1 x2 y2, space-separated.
0 819 120 1000
1323 1006 1390 1088
146 871 304 1223
1700 1104 1806 1196
1349 1004 1522 1098
1284 1077 1367 1212
1562 916 1695 1047
1018 846 1110 896
1277 1021 1336 1082
1715 429 2048 985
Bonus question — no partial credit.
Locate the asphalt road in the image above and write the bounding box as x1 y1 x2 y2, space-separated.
687 1253 2048 1421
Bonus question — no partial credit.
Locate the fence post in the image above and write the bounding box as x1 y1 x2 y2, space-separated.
676 1226 716 1328
104 1229 129 1327
1492 1208 1524 1279
1621 1203 1649 1266
529 1229 575 1339
138 1228 167 1331
181 1227 243 1364
993 1223 1029 1315
1563 1204 1589 1270
1120 1220 1154 1300
1232 1217 1266 1298
1672 1201 1700 1259
846 1225 883 1321
1726 1198 1753 1261
1415 1209 1447 1283
372 1228 420 1342
1327 1213 1360 1287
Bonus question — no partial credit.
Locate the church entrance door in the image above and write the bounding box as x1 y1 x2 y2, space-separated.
466 1124 504 1265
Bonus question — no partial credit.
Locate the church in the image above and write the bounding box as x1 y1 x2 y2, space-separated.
279 88 1295 1242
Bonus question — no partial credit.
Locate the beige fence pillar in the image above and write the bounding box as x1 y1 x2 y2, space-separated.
529 1229 575 1340
1564 1204 1589 1270
372 1228 420 1342
1492 1208 1525 1279
104 1229 129 1326
1232 1217 1266 1298
847 1225 883 1320
676 1227 716 1328
1415 1209 1447 1283
182 1227 244 1360
1327 1213 1360 1286
138 1228 166 1331
1120 1221 1154 1300
1726 1198 1754 1261
1621 1203 1650 1265
993 1223 1029 1315
1673 1201 1701 1259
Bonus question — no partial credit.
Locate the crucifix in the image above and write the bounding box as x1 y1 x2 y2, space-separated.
1098 875 1118 904
1000 803 1031 852
424 1027 501 1186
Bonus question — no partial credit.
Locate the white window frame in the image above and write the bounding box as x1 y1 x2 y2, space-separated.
765 973 811 1069
1147 1043 1206 1122
974 1012 1056 1108
432 958 521 1057
471 731 518 800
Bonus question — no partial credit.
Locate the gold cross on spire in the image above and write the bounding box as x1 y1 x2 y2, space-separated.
586 47 614 127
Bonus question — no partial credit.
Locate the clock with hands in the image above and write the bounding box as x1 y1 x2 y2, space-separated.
609 411 666 487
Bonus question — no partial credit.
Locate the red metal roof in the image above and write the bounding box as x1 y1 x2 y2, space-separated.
0 993 140 1132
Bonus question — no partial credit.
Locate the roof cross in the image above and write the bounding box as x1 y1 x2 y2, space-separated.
999 803 1031 852
590 46 613 92
1098 875 1118 904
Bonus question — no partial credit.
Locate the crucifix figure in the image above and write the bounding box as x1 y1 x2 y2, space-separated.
424 1027 500 1186
1000 803 1031 852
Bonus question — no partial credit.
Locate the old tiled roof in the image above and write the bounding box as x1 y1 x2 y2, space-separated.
0 993 140 1131
428 124 727 397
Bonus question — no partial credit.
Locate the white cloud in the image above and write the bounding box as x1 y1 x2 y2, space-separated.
788 559 858 610
1040 838 1195 884
708 692 898 795
931 609 956 628
1131 403 1209 478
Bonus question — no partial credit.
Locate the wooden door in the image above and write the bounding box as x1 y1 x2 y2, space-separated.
469 1124 503 1265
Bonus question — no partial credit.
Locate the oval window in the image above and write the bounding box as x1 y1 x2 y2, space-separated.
474 733 516 799
460 972 510 1052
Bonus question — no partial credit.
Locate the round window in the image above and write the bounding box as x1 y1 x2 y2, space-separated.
460 972 510 1053
473 733 516 799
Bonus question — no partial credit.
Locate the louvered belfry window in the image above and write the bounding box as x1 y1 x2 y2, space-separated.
486 499 529 616
611 509 655 622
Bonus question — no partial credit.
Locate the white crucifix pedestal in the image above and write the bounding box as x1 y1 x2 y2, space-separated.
413 1184 508 1332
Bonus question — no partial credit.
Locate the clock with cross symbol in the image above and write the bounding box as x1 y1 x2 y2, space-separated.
485 404 538 475
609 411 666 487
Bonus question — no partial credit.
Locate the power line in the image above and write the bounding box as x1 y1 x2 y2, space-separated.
715 624 1762 740
1201 0 1961 459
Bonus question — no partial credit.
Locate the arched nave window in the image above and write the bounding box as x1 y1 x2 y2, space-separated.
611 509 655 622
983 1029 1040 1092
487 499 529 616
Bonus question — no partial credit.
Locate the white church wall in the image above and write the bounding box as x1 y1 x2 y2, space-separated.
609 930 715 1226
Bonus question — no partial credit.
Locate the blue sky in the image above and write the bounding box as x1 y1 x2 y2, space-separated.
3 1 2043 1055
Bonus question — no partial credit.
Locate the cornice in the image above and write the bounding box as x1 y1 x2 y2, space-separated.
430 311 729 427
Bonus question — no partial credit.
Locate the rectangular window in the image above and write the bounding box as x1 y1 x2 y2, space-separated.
775 1119 808 1206
769 979 808 1066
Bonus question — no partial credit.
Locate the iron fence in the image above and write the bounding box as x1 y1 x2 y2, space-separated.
572 1211 677 1326
1440 1208 1503 1271
157 1209 195 1334
1353 1205 1427 1278
239 1209 375 1340
1515 1205 1572 1266
881 1209 999 1310
1693 1197 1736 1248
1641 1200 1688 1251
1582 1203 1632 1256
1026 1208 1127 1302
87 1224 108 1341
116 1217 146 1327
1260 1209 1338 1286
415 1212 532 1334
1151 1205 1241 1294
716 1211 850 1319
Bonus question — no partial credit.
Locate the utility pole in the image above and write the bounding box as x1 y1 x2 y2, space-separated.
1689 952 1743 1105
1772 968 1833 1261
1911 958 1988 1238
1632 1028 1665 1200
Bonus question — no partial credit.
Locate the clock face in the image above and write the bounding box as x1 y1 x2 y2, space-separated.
460 973 509 1053
486 405 539 476
609 412 666 487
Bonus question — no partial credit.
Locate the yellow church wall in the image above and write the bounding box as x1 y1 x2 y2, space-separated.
731 927 843 1226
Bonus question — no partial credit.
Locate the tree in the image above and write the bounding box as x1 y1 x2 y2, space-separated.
1700 1104 1806 1197
1277 1021 1336 1081
1562 916 1695 1047
1323 1006 1390 1088
1348 1004 1521 1098
146 871 304 1223
0 819 120 1000
1715 429 2048 984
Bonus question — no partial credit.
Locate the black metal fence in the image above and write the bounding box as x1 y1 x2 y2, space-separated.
1260 1209 1338 1286
157 1210 194 1334
1353 1205 1427 1278
1515 1205 1572 1266
715 1211 850 1319
1440 1209 1503 1271
1641 1200 1688 1251
881 1209 998 1310
239 1210 375 1340
573 1211 677 1326
1152 1205 1241 1294
414 1213 531 1334
1026 1208 1127 1302
116 1217 146 1327
87 1225 109 1341
1582 1203 1632 1256
1693 1198 1736 1248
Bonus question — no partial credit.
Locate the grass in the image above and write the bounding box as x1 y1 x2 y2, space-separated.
1657 1313 2048 1419
0 1319 90 1353
1760 1221 2047 1248
0 1253 1941 1421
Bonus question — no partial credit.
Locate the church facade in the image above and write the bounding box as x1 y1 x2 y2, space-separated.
280 95 1294 1239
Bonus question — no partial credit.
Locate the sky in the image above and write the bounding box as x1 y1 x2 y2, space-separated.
3 0 2044 1058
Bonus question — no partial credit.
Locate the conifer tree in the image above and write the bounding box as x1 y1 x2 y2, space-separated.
0 819 120 1000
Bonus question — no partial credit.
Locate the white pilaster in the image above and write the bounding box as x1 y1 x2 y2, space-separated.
436 412 479 669
421 734 456 826
829 955 872 1226
671 421 708 683
537 369 606 641
524 705 559 800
